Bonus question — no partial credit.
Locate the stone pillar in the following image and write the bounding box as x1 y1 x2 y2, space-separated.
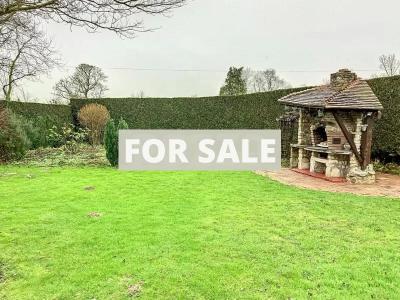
290 147 299 168
348 113 362 171
326 154 340 177
297 110 304 144
298 149 310 170
309 152 317 173
346 113 376 184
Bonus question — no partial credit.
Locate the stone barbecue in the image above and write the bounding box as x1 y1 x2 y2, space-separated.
278 69 383 184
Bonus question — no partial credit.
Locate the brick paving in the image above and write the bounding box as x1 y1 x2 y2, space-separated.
256 168 400 198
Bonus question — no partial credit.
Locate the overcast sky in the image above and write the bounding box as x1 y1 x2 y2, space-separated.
22 0 400 101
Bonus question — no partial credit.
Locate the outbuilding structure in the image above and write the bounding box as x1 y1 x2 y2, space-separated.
278 69 383 183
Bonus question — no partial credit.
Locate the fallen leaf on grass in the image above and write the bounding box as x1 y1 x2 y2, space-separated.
128 281 144 297
87 212 103 218
84 186 96 191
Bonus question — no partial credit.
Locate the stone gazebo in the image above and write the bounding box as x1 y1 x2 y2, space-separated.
278 69 383 184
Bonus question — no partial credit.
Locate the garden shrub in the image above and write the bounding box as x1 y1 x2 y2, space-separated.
18 116 51 149
104 117 129 167
0 109 31 162
47 124 89 154
104 119 118 166
78 104 110 145
374 161 400 176
0 101 72 149
117 117 129 131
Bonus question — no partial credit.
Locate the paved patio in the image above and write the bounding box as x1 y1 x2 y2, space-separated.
256 168 400 198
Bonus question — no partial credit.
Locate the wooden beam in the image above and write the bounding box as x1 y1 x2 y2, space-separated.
332 112 363 166
360 116 375 169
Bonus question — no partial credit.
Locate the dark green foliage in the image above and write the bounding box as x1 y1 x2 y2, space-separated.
70 88 306 131
374 161 400 175
19 118 42 149
0 109 31 162
20 116 61 149
220 67 247 96
0 101 72 149
367 76 400 159
104 118 129 167
0 101 71 125
104 119 118 166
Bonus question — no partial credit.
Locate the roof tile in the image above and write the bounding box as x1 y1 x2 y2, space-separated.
278 80 383 110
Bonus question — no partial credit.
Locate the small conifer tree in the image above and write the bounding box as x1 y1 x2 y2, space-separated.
104 117 129 167
104 119 118 166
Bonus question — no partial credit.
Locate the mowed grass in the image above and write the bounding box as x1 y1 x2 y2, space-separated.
0 167 399 299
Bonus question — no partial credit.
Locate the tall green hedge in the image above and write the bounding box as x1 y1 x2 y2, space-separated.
70 88 306 130
0 101 71 126
367 76 400 159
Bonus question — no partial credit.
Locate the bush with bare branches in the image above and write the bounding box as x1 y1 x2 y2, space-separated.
78 104 110 145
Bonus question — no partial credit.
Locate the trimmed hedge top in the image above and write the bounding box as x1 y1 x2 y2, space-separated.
0 101 71 126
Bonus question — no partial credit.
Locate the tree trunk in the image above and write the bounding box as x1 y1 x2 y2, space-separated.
5 85 12 102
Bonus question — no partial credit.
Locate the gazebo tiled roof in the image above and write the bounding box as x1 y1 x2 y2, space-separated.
278 70 383 111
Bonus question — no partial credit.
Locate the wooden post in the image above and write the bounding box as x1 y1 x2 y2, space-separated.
332 111 363 166
360 115 375 169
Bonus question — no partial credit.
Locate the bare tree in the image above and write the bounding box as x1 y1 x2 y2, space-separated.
246 68 290 93
0 17 59 101
0 0 187 37
379 54 400 76
53 63 108 100
130 90 145 98
241 67 253 88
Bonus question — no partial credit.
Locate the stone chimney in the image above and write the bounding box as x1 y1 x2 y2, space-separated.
330 69 357 91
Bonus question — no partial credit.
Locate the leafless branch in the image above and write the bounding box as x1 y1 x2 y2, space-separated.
379 54 400 76
0 0 187 37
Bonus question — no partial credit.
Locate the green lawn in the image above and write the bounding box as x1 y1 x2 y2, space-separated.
0 167 399 299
